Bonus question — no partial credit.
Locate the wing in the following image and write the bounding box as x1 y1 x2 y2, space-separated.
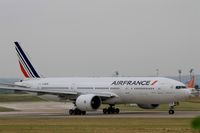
0 83 117 100
0 83 78 95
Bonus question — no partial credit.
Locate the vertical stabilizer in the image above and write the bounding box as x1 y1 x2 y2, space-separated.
187 75 195 88
14 42 40 78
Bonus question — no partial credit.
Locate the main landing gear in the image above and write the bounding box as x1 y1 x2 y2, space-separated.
69 108 86 115
103 104 120 114
168 102 179 115
68 103 86 115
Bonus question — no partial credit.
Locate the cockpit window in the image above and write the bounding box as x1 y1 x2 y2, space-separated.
176 86 186 89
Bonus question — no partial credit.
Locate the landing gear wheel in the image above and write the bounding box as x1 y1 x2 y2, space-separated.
103 108 108 114
168 109 174 115
102 105 120 114
168 102 178 115
69 109 74 115
69 108 86 115
81 111 86 115
115 108 120 114
75 109 81 115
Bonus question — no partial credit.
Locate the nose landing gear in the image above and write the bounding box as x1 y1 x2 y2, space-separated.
168 107 175 115
168 102 179 115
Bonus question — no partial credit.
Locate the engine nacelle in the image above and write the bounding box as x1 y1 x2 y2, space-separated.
137 104 159 109
76 94 101 111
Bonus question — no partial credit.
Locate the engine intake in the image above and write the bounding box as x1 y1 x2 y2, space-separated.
76 94 101 111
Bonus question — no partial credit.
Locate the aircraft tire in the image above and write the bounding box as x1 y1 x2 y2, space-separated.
103 108 108 114
81 111 86 115
168 109 174 115
115 108 120 114
69 109 74 115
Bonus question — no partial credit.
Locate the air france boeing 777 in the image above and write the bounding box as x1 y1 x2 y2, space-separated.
0 42 192 115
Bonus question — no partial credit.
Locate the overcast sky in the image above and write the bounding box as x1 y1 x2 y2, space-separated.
0 0 199 78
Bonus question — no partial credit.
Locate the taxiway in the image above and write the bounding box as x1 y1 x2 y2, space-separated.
0 102 199 118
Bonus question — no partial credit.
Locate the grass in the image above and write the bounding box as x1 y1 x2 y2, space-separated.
0 118 195 133
187 97 200 103
0 95 198 133
0 94 45 102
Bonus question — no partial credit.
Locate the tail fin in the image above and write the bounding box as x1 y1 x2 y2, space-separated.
187 75 195 88
14 42 40 78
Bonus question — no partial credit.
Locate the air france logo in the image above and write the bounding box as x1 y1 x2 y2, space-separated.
151 80 158 85
111 80 158 86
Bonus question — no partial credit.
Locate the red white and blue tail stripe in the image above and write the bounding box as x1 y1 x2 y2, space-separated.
14 42 40 78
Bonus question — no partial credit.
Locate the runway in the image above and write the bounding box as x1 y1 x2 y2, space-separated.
0 102 199 118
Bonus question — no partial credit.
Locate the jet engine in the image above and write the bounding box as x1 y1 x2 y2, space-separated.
137 104 159 109
76 94 101 111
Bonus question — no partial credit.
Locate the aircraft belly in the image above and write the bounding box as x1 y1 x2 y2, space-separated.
130 90 176 104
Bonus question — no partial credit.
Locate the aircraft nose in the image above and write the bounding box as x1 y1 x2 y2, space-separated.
180 89 191 99
184 88 197 98
186 89 192 95
187 88 198 97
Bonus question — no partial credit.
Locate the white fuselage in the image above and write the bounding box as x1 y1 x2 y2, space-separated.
15 77 191 105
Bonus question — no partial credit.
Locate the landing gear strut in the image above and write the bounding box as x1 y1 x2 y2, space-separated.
69 103 86 115
103 104 120 114
168 102 179 115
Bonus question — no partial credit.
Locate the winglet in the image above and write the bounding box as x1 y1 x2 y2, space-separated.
14 42 40 78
